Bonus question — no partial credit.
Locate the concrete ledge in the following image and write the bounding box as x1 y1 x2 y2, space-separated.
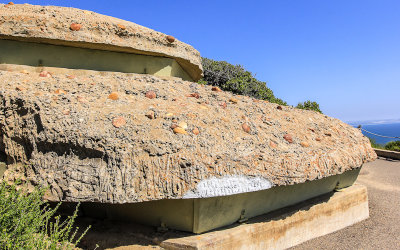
374 149 400 160
161 184 369 250
0 39 193 81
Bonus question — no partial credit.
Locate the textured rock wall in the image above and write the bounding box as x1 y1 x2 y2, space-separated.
0 65 376 203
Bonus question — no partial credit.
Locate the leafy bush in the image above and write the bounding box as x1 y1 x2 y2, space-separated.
384 140 400 152
0 181 89 249
367 138 400 152
200 57 287 105
368 138 384 149
296 100 322 113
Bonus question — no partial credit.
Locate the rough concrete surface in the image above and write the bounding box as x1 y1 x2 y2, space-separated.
0 64 376 203
0 3 202 80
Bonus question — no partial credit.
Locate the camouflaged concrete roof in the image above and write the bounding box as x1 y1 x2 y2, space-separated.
0 64 376 203
0 3 202 81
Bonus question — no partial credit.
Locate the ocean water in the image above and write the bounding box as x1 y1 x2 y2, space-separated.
351 123 400 145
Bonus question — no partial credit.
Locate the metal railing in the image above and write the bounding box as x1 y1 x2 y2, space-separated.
357 125 400 139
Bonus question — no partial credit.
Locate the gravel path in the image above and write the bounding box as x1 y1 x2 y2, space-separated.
292 158 400 250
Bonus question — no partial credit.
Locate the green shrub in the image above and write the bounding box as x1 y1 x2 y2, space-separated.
384 140 400 152
200 57 287 105
367 138 400 152
368 138 384 149
0 181 89 249
296 100 322 113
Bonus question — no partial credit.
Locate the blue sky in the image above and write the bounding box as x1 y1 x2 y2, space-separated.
5 0 400 122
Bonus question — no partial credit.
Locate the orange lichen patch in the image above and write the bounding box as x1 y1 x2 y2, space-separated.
173 127 187 134
67 75 76 79
270 141 277 148
112 117 126 128
229 97 238 104
145 111 155 119
192 128 200 135
242 123 251 133
108 92 119 100
117 24 126 30
39 71 51 77
62 109 70 115
77 96 87 103
15 86 25 91
219 102 227 109
186 113 197 119
211 86 221 92
54 89 67 95
300 141 310 147
316 137 322 142
70 23 82 31
284 134 293 143
187 93 200 99
221 117 230 122
145 91 157 99
166 35 175 43
199 105 208 110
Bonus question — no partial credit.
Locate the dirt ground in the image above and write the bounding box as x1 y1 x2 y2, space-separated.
76 158 400 249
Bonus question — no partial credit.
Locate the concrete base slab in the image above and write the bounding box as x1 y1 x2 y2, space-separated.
160 184 369 250
80 169 361 234
374 149 400 160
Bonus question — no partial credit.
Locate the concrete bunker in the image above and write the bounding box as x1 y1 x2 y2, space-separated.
0 39 193 81
82 168 361 233
0 3 376 238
